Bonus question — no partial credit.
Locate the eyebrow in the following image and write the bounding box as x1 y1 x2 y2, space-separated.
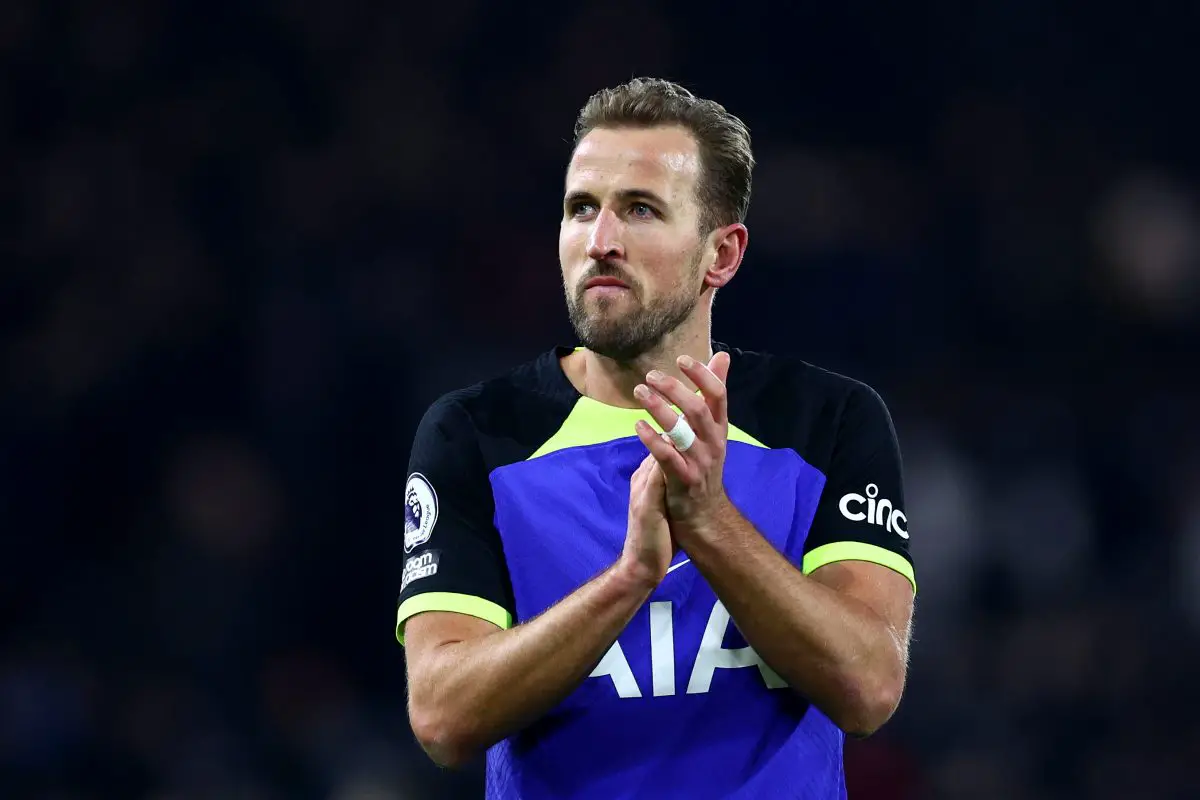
563 188 670 209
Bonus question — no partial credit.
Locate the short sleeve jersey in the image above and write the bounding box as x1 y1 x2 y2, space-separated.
397 344 915 800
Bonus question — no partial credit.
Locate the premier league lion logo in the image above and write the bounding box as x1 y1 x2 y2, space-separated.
404 473 438 553
405 487 422 537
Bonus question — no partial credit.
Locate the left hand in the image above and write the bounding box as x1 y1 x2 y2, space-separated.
633 351 732 530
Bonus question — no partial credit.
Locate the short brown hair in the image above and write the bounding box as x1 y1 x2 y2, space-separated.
572 77 754 233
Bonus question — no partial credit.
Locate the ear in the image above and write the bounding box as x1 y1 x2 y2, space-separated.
702 223 748 289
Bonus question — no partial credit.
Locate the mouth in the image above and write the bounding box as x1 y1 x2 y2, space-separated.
584 277 630 291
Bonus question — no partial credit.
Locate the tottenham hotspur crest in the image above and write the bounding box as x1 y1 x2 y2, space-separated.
404 473 439 553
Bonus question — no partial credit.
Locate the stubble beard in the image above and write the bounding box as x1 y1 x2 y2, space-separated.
566 251 704 363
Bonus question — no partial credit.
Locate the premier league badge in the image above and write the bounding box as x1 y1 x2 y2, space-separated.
404 472 439 553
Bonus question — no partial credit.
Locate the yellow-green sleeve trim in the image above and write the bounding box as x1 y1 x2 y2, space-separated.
395 592 514 644
802 542 917 594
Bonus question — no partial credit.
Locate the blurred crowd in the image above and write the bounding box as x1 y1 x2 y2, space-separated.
4 1 1200 798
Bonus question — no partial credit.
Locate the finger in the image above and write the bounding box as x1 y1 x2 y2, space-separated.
634 383 684 434
709 350 731 384
643 370 710 431
646 457 666 488
635 419 691 479
630 452 656 487
678 353 729 425
636 455 651 478
641 454 667 496
628 460 645 495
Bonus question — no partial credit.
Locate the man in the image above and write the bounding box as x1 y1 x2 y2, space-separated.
397 77 916 799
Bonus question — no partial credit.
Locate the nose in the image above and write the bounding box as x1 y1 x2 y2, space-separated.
586 208 625 262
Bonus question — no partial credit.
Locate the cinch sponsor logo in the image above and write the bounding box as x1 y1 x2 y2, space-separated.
838 483 908 539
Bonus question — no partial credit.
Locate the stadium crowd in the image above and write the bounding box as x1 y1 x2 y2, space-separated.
4 2 1199 798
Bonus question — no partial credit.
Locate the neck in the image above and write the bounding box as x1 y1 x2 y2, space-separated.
566 319 714 409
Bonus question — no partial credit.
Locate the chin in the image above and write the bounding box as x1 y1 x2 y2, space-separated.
578 326 654 362
568 300 655 361
575 299 628 328
583 341 649 362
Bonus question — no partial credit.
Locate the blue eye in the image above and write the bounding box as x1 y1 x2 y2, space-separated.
631 203 655 218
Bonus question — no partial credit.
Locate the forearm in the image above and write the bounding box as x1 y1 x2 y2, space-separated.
679 499 906 734
410 561 654 764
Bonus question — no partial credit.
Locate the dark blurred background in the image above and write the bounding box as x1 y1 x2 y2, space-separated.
4 1 1200 798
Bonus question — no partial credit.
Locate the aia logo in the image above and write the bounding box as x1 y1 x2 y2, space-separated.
838 483 908 539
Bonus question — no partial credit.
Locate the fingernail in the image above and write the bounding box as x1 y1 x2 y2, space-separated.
679 355 694 369
647 370 664 382
634 384 649 399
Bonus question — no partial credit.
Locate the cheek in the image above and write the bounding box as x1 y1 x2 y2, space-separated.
557 230 574 277
559 225 584 264
640 239 695 286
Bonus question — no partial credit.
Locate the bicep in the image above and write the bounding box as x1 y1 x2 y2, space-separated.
404 611 505 682
809 560 914 652
397 396 516 644
801 383 917 597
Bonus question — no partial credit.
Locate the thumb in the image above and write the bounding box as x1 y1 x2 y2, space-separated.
630 454 651 488
645 457 667 489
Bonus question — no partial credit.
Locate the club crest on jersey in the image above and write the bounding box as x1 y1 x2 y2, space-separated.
404 472 439 553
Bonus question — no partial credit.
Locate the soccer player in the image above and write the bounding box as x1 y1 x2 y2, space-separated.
397 77 916 799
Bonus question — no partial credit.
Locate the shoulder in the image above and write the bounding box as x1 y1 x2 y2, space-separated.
724 344 889 423
419 347 576 429
412 347 579 465
721 343 897 464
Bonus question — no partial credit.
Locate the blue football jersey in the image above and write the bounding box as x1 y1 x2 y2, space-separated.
397 344 916 799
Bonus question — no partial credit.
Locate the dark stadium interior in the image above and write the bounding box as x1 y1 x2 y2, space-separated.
4 1 1200 798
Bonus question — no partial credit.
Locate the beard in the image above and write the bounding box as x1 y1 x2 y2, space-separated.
565 250 704 362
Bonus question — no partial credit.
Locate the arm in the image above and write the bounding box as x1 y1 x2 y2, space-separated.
634 354 916 736
401 441 673 768
405 560 653 767
672 498 912 735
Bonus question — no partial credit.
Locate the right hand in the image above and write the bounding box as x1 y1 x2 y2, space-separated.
620 454 675 588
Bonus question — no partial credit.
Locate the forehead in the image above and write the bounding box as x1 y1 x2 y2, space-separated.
566 126 701 203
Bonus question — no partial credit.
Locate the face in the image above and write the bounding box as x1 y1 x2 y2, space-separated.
559 125 710 362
